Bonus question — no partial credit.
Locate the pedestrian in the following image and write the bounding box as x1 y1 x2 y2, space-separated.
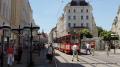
7 45 14 67
91 42 95 56
86 42 91 55
72 44 79 61
105 44 110 56
46 43 54 63
17 47 23 64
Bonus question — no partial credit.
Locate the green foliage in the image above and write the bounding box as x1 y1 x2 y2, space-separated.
100 31 112 41
79 29 93 39
100 31 119 41
97 26 104 37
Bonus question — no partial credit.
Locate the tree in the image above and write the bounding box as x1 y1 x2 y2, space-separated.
100 31 112 41
79 29 93 39
97 26 104 37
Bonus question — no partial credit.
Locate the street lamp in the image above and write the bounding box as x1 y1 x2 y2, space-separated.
111 34 119 54
12 25 23 48
0 22 11 67
37 33 41 45
24 23 40 66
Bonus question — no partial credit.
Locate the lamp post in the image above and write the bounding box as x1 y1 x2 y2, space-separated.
12 25 23 48
0 22 11 67
24 23 40 66
111 34 119 54
37 33 41 45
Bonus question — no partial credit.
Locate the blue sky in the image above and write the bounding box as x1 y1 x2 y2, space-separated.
29 0 120 33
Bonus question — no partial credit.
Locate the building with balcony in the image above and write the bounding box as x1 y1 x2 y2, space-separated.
55 0 98 38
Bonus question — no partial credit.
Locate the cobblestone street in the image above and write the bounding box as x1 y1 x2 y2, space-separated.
54 49 120 67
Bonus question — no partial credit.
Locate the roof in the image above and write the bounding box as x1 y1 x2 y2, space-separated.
70 0 89 6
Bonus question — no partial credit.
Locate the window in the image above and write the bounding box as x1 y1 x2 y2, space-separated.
86 9 88 13
73 16 76 20
81 16 83 20
81 23 83 27
74 23 76 27
68 23 71 27
81 9 83 13
86 16 89 20
73 9 76 13
86 23 89 27
68 9 70 13
68 16 71 20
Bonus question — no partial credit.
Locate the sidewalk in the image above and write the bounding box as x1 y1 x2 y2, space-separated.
3 48 27 67
3 48 56 67
33 48 56 67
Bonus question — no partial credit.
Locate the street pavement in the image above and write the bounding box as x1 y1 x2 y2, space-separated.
2 47 120 67
2 48 56 67
54 49 120 67
33 48 56 67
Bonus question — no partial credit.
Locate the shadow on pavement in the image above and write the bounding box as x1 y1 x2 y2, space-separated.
33 48 56 67
54 52 85 67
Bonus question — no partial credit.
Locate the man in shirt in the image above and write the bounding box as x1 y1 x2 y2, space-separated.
72 44 79 61
86 42 91 55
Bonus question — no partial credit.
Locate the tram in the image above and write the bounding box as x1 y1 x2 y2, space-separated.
56 34 80 54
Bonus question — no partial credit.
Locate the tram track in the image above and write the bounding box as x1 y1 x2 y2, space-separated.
80 55 117 67
87 55 120 67
54 50 96 67
54 50 120 67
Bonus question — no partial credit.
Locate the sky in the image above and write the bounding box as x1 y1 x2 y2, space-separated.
29 0 120 33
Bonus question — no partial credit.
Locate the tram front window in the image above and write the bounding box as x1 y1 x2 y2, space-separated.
71 36 79 44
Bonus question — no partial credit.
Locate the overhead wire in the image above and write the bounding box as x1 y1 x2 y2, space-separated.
56 0 65 20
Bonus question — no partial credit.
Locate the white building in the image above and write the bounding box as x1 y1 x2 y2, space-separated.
56 0 98 38
111 6 120 36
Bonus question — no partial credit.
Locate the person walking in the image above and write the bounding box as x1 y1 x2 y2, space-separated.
7 45 14 67
91 42 95 56
86 42 91 55
72 44 79 61
46 43 54 63
105 44 110 56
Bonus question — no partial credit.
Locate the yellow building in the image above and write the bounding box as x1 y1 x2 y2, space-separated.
11 0 33 29
0 0 11 42
10 0 39 47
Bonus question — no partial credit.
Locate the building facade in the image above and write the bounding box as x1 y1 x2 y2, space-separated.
111 6 120 36
0 0 11 42
56 0 98 38
11 0 33 28
0 0 39 46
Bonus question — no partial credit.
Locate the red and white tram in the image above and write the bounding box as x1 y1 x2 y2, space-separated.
57 34 80 54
